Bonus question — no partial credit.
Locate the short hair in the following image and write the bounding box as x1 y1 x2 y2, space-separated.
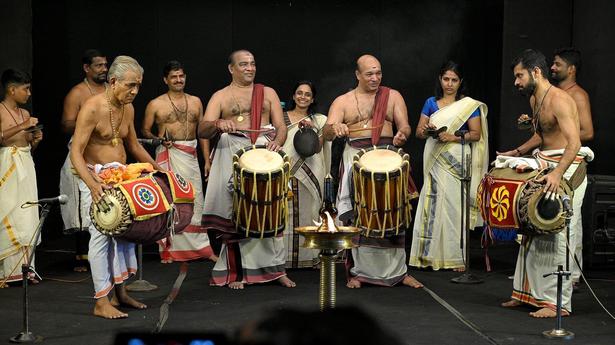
228 49 253 65
1 68 31 90
554 47 582 71
286 80 318 114
511 49 549 78
82 49 105 65
107 55 144 81
435 60 466 101
163 60 184 77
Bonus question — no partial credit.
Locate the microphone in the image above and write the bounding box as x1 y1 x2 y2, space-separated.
25 194 68 205
138 138 164 146
561 194 572 213
454 129 468 137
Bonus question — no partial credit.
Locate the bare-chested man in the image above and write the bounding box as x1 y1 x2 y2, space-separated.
142 60 217 264
500 49 588 318
499 47 594 289
198 49 294 289
60 49 108 273
323 54 422 289
0 69 42 286
71 56 162 319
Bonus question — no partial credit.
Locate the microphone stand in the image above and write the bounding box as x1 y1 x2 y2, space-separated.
451 130 483 284
125 244 158 292
10 203 51 343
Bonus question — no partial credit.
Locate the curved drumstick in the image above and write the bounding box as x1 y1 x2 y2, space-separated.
235 128 276 134
347 123 384 133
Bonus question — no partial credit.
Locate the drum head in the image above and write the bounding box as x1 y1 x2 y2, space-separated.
238 148 284 173
90 192 128 235
358 149 403 173
526 190 565 232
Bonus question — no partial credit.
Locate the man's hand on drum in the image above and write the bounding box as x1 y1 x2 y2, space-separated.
266 141 282 152
332 123 349 138
87 174 112 203
215 118 237 133
393 131 407 146
537 170 563 199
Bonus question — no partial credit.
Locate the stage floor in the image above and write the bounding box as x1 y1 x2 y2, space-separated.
1 235 613 345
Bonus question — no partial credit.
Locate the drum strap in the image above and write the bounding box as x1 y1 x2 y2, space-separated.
249 84 265 144
371 86 391 145
567 159 587 190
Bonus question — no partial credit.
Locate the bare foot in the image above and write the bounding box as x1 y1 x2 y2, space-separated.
530 307 569 318
74 266 88 272
110 295 120 307
160 259 173 264
453 267 466 272
115 286 147 309
277 276 296 288
93 298 128 319
228 281 244 290
208 255 219 263
402 275 423 288
115 294 147 309
346 278 361 289
501 299 522 308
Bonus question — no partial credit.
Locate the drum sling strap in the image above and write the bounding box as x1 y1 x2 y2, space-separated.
249 84 265 144
567 159 587 190
370 86 390 145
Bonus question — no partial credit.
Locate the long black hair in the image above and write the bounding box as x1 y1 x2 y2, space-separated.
435 60 466 101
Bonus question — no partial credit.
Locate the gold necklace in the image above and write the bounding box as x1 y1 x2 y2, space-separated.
84 78 95 95
354 89 373 128
105 88 124 146
168 92 189 140
230 84 249 122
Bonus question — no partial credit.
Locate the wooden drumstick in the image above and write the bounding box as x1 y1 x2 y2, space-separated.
348 123 384 133
235 128 275 133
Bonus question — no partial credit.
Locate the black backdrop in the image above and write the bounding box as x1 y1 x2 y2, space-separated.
2 0 613 238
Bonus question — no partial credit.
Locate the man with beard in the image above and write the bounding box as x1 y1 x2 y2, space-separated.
323 54 422 289
60 49 108 272
71 56 162 319
500 48 594 289
199 50 292 290
499 49 591 318
0 69 42 286
142 60 217 264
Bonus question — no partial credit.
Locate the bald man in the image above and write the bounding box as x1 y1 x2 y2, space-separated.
323 55 422 289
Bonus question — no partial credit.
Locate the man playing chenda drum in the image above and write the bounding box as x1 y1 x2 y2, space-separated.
198 49 294 289
71 56 163 319
323 54 422 289
499 49 592 318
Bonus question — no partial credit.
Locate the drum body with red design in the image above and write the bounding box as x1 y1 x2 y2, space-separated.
477 167 572 237
90 171 194 244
